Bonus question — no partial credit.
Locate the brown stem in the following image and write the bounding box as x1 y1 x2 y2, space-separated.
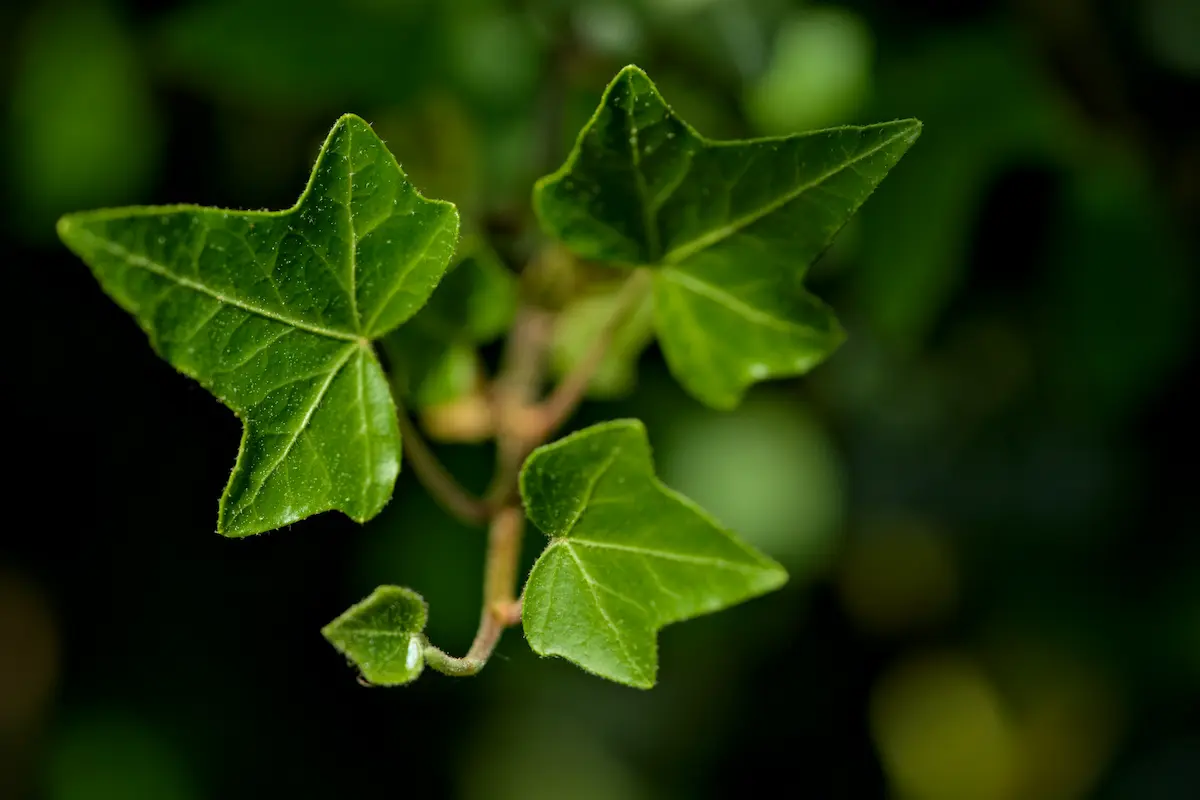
530 268 651 442
484 306 554 508
424 296 552 677
424 507 525 676
395 406 489 526
421 264 648 678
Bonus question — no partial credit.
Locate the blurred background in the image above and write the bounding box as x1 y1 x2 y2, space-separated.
1 0 1198 797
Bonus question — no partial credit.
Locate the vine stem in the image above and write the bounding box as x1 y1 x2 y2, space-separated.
395 406 489 526
483 305 555 508
424 508 524 676
529 267 651 443
414 266 648 677
422 302 551 675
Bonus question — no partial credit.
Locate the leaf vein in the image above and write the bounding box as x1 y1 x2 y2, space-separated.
82 230 361 342
662 127 912 263
568 538 766 573
236 344 358 512
562 543 650 684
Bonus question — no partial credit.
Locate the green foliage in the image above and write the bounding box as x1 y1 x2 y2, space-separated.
520 420 787 687
384 238 517 407
8 3 159 238
321 586 429 686
58 115 459 536
57 66 916 688
534 65 920 408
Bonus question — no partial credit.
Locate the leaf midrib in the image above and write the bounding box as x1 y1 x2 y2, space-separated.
658 268 819 336
560 541 652 685
659 124 915 265
230 343 359 519
567 537 772 574
337 628 416 638
77 227 364 343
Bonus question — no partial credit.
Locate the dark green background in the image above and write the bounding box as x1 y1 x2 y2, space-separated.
1 0 1197 797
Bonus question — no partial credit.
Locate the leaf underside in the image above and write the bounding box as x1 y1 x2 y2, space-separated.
321 585 429 686
58 114 459 536
520 420 787 688
534 65 922 408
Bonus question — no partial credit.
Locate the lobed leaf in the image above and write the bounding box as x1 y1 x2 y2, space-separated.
58 114 459 536
534 65 921 408
520 420 787 688
321 586 428 686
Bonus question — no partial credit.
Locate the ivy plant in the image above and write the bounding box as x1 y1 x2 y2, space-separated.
58 66 919 688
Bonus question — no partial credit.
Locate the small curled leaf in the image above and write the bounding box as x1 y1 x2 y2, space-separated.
321 586 429 687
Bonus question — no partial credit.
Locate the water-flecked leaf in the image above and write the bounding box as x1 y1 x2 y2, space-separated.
520 420 787 688
534 65 921 408
322 585 428 686
382 238 517 407
57 114 459 536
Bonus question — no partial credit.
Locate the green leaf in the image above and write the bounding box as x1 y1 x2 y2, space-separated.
57 114 459 536
520 420 788 688
533 65 921 408
549 281 656 399
382 238 517 407
321 586 428 686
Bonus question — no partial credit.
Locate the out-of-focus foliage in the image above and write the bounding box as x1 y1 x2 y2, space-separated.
2 0 1196 797
385 239 518 408
7 2 159 239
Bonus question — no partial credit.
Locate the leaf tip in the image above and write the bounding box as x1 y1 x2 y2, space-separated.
332 112 373 133
888 118 923 148
55 213 86 249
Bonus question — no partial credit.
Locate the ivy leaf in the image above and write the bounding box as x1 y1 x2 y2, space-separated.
382 237 516 407
520 420 787 688
533 65 921 408
321 585 428 686
57 114 459 536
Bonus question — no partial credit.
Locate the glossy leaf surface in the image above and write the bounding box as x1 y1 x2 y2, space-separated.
520 420 788 688
534 65 921 408
321 585 428 686
58 114 459 536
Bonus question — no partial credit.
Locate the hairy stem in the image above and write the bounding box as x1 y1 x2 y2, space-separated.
532 267 651 441
395 406 489 526
485 306 554 508
424 507 525 676
418 262 648 678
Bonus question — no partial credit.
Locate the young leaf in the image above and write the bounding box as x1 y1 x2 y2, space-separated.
321 586 428 686
520 420 787 688
57 114 459 536
382 238 517 407
533 65 921 408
